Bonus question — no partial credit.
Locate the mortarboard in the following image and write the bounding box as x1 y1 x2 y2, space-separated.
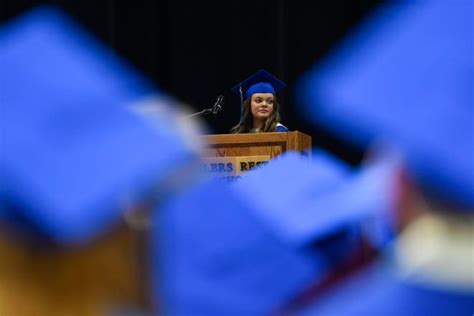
232 151 400 247
0 7 195 245
231 69 287 100
231 70 286 117
153 151 401 315
297 1 474 208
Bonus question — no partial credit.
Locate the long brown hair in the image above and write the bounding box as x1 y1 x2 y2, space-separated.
230 96 281 133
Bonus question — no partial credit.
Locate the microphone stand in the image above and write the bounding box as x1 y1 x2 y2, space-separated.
184 108 214 118
184 95 224 119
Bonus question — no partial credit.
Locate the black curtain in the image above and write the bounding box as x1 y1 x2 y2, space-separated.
1 0 383 164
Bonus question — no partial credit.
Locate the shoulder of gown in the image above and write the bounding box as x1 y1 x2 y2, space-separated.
275 123 289 132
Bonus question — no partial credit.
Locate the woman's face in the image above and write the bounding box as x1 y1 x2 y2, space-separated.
250 93 274 121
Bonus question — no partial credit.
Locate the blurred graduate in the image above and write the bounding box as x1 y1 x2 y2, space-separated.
0 7 199 315
295 0 474 314
230 70 289 133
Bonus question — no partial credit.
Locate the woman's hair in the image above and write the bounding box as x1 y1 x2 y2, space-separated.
230 95 281 133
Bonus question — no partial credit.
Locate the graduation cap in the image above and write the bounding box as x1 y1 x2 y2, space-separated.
231 70 286 116
232 151 400 247
297 1 474 208
153 151 400 315
0 7 194 245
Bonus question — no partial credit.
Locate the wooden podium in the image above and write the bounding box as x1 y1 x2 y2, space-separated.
200 131 311 177
200 131 312 158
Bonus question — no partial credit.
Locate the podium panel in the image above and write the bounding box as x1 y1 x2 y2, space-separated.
200 131 311 159
202 155 271 177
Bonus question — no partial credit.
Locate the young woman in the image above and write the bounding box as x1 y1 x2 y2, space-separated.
230 70 289 133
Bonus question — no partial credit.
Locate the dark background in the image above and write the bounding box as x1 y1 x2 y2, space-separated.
1 0 384 165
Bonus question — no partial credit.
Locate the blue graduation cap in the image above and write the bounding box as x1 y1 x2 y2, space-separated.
0 7 194 245
231 69 286 115
153 151 401 315
153 178 321 316
232 151 400 247
297 1 474 208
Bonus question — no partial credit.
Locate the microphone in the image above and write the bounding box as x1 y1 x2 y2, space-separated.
183 95 225 118
212 95 224 115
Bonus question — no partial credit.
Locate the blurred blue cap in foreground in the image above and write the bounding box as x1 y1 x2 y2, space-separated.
154 151 401 315
298 0 474 207
233 151 401 248
0 7 194 245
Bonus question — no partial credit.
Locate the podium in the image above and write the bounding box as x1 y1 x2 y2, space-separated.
200 131 311 177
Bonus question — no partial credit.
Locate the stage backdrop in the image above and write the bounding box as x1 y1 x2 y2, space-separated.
1 0 382 164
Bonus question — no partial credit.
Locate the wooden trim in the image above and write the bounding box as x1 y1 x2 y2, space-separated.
200 131 311 159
